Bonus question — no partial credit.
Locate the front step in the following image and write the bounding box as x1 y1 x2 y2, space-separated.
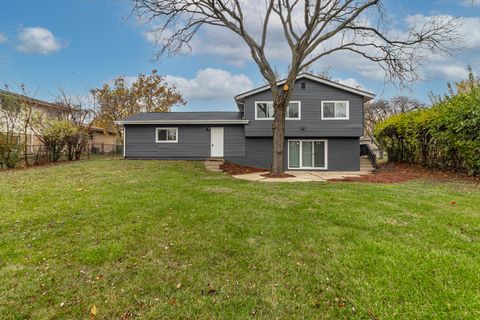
360 156 375 172
204 159 224 172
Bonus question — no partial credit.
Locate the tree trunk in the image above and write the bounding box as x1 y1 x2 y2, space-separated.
271 96 289 175
23 132 29 167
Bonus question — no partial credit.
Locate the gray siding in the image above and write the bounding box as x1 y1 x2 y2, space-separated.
125 124 360 171
125 124 245 159
243 78 364 137
227 137 360 171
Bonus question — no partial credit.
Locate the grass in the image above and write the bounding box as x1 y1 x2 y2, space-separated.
0 159 479 319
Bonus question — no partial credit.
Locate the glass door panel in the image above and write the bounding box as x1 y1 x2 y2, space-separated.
302 141 313 167
314 141 326 168
288 141 300 168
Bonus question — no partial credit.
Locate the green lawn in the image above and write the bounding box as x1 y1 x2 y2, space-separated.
1 159 479 319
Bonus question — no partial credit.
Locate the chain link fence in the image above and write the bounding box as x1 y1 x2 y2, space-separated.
1 142 123 170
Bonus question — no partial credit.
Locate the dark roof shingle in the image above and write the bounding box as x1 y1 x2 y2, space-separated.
119 111 244 122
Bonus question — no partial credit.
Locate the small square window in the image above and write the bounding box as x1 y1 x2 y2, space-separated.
287 102 300 119
156 128 178 143
255 101 301 120
256 102 274 119
321 101 349 120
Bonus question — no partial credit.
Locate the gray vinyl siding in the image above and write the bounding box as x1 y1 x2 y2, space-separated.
243 78 364 137
227 137 360 171
125 124 245 159
124 124 360 171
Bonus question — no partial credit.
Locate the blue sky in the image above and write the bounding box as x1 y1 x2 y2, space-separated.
0 0 479 111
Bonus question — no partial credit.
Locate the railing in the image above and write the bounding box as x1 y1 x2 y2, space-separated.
360 143 377 168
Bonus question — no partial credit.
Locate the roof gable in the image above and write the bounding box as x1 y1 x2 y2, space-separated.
235 73 375 103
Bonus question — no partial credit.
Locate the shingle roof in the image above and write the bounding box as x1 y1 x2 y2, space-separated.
116 112 248 124
235 73 375 103
0 89 70 111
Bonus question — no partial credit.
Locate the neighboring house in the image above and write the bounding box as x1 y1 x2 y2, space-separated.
116 73 376 171
88 125 120 154
0 89 118 154
0 89 71 152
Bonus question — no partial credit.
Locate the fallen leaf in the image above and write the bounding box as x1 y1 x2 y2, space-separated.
90 305 97 316
450 201 456 205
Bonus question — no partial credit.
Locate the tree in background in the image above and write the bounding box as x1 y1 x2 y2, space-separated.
132 0 458 175
56 89 95 160
91 70 185 137
364 96 425 138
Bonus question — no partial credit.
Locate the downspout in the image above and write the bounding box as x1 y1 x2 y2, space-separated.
122 125 126 158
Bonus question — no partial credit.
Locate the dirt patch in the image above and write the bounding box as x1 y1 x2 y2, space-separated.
221 162 268 175
332 162 480 184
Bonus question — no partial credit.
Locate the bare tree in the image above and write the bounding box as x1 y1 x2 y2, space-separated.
132 0 458 175
364 96 424 137
56 89 96 160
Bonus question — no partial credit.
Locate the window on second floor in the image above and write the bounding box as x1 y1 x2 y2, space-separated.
255 101 301 120
321 101 349 120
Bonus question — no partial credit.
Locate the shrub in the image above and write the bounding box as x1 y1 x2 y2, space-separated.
0 133 23 169
375 82 480 175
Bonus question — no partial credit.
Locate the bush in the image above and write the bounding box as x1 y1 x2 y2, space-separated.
0 133 23 169
41 120 78 162
375 82 480 176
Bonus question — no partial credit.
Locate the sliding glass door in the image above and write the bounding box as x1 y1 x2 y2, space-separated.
288 140 327 169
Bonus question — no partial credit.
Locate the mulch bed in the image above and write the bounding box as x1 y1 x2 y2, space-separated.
332 162 480 184
222 161 480 184
221 162 268 175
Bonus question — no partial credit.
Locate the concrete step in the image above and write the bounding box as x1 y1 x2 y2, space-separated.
204 160 224 173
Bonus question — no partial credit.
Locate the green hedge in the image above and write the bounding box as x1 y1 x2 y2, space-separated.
375 86 480 176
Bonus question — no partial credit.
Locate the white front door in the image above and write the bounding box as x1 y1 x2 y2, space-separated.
210 127 224 157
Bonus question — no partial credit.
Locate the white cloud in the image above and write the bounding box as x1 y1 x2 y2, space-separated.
335 78 364 89
424 64 470 80
165 68 253 100
458 0 480 6
17 27 63 54
0 33 7 44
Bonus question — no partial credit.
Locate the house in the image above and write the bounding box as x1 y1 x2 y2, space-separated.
0 89 71 152
88 125 120 154
116 73 376 171
0 89 119 154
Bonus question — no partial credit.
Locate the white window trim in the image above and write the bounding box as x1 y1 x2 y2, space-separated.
155 127 178 143
287 139 328 170
254 101 301 120
321 101 350 120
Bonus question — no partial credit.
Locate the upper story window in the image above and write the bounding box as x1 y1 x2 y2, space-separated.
156 127 178 143
255 101 301 120
321 101 349 120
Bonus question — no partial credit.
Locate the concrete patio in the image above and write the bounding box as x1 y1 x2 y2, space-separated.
232 170 372 182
